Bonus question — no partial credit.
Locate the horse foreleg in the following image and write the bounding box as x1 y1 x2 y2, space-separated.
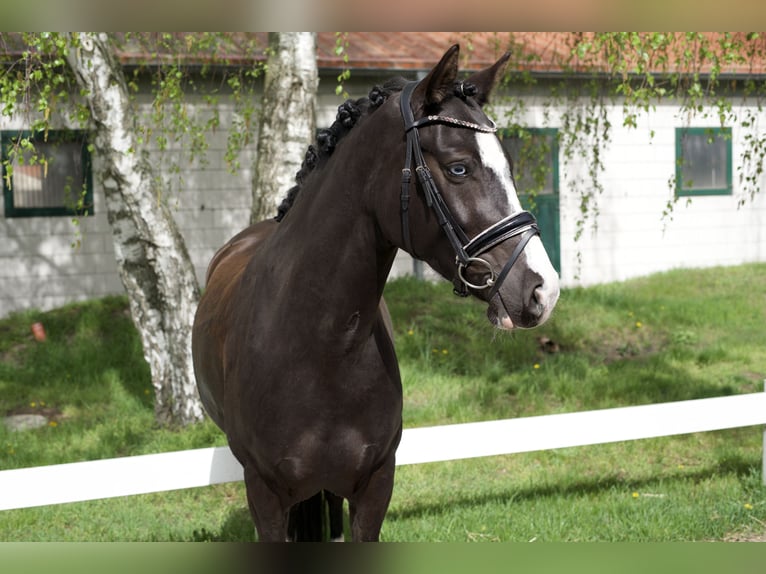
348 455 396 542
244 466 290 542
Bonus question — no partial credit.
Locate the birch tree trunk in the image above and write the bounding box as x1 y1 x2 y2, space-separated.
251 32 318 223
66 32 204 426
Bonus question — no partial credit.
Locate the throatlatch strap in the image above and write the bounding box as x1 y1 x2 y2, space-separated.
400 82 417 255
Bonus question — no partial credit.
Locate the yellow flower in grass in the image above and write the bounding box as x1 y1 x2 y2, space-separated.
632 492 640 499
533 363 540 370
635 321 643 328
744 503 753 510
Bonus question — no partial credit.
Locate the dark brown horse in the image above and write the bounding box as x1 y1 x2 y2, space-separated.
192 45 559 542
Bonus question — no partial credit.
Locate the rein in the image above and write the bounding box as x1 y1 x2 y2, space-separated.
399 80 540 298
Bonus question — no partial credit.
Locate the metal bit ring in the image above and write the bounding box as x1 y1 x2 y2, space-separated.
457 257 496 290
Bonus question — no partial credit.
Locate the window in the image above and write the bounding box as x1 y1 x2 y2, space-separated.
2 130 93 218
675 127 732 197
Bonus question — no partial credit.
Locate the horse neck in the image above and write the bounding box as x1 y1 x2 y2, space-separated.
265 116 401 329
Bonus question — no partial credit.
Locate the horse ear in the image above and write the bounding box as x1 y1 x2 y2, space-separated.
465 51 511 106
412 44 460 110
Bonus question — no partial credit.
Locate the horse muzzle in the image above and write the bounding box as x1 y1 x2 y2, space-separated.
483 235 560 331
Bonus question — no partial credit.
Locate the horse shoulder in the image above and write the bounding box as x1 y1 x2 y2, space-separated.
193 219 279 425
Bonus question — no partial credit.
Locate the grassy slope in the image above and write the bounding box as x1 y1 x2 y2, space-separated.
0 264 764 541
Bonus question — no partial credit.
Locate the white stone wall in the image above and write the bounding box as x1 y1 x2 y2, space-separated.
550 101 766 286
0 212 123 313
154 136 255 285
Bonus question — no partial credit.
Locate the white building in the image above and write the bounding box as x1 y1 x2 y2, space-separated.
1 33 764 317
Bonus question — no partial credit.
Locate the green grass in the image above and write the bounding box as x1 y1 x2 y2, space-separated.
0 296 226 469
1 264 765 541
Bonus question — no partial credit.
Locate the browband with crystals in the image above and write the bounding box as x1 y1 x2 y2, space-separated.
405 114 498 134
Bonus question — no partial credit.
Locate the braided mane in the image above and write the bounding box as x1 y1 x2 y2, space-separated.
274 78 478 222
274 78 404 221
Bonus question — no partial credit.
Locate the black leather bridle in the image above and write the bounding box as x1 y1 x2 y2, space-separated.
399 80 540 298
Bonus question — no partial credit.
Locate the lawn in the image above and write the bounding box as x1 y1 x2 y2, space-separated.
1 263 765 541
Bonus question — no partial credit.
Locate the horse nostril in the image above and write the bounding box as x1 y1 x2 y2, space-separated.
531 285 546 317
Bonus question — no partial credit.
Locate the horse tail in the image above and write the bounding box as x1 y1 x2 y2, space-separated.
287 492 325 541
287 491 345 542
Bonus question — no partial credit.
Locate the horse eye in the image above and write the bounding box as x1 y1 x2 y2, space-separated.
447 164 468 177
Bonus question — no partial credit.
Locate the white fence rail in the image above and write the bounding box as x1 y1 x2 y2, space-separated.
2 391 766 511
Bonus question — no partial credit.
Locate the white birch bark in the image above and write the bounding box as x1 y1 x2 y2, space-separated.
66 32 204 426
251 32 318 222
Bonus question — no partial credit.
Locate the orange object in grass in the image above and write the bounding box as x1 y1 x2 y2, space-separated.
31 322 46 342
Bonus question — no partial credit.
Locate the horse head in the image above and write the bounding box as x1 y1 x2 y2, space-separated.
389 44 559 330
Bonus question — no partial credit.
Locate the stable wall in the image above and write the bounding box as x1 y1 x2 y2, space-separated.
550 100 766 286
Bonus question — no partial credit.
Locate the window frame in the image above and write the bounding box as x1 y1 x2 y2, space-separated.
675 127 733 197
2 129 94 218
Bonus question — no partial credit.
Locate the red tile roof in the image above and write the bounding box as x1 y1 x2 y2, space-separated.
318 32 490 70
112 32 516 70
315 32 766 76
3 32 765 76
315 32 569 71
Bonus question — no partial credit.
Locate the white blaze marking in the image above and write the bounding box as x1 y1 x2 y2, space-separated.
475 132 523 214
475 132 560 316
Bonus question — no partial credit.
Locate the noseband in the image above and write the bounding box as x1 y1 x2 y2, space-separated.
399 80 540 298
